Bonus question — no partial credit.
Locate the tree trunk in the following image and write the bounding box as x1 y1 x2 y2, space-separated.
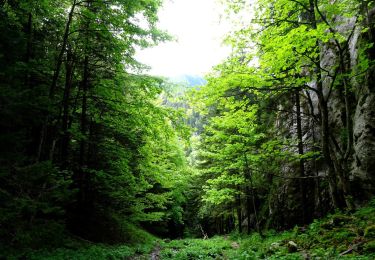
245 185 252 234
80 56 89 168
244 153 261 234
295 89 308 223
319 93 342 209
60 47 74 168
49 0 77 98
24 12 32 88
309 0 343 209
236 194 242 233
37 0 77 162
341 44 355 210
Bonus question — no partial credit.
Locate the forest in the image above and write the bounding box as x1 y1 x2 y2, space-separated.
1 0 375 259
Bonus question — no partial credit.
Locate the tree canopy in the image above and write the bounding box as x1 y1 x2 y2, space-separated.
1 0 375 257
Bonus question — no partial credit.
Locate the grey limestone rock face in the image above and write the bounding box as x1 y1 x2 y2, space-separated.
309 15 375 193
315 14 375 188
348 15 375 186
353 87 375 184
268 12 375 221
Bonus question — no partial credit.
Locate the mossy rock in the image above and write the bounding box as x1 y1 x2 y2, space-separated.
364 225 375 238
331 214 354 227
287 241 298 253
266 242 282 255
320 214 354 230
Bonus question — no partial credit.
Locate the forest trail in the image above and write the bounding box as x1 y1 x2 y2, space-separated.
150 243 161 260
129 243 160 260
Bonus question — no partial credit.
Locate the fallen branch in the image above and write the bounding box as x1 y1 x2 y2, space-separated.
339 241 366 256
199 225 208 240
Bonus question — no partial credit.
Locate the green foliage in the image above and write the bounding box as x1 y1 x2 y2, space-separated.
1 223 158 259
1 0 375 258
0 161 73 248
0 0 191 253
153 202 375 259
188 0 375 234
159 237 232 259
11 243 151 260
365 225 375 239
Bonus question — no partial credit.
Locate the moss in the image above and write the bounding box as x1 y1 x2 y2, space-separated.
363 241 375 253
364 225 375 238
331 214 354 226
321 214 354 230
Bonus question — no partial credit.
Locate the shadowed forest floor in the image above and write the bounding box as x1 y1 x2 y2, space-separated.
5 199 374 259
138 200 375 259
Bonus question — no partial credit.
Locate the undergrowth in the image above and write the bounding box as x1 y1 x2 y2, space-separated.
2 199 375 259
0 223 158 260
157 199 375 259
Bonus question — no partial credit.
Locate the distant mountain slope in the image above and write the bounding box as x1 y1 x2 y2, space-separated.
170 75 207 87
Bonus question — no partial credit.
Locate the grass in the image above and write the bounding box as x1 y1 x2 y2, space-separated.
159 237 233 259
2 200 375 259
154 199 375 259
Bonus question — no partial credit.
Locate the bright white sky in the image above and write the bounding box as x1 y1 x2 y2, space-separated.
136 0 232 77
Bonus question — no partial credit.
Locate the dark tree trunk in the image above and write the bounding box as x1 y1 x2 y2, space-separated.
68 54 90 237
336 59 355 210
295 89 308 223
37 1 77 162
79 55 89 168
319 90 341 209
49 0 77 98
245 185 251 234
236 194 242 233
60 47 74 168
244 153 261 234
24 12 32 88
309 0 343 209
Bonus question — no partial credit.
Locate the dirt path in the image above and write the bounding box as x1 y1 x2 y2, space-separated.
150 244 160 260
129 243 160 260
